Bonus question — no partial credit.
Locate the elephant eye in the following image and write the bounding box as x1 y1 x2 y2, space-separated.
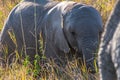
71 32 76 35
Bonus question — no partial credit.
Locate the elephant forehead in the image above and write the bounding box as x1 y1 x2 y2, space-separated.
68 18 100 30
65 17 102 34
67 5 102 28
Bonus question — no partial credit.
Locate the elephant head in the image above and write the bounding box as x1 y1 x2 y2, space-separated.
63 4 102 72
42 1 103 72
63 4 103 72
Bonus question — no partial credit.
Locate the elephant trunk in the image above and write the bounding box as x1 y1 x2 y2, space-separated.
82 47 97 73
78 38 98 73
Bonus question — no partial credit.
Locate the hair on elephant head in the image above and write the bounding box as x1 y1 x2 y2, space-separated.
41 1 103 73
24 0 53 5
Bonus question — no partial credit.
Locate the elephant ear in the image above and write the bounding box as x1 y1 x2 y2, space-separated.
43 6 70 53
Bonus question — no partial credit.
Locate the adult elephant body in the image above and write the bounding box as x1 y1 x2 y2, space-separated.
0 1 102 72
98 0 120 80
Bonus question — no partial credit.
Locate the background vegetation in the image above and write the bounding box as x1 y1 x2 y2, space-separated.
0 0 115 80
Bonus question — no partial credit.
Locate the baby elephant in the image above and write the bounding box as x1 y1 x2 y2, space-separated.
0 1 102 73
41 1 103 73
98 0 120 80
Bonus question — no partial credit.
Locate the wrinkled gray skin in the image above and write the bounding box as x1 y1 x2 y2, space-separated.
98 0 120 80
0 0 58 62
0 1 102 73
42 1 102 72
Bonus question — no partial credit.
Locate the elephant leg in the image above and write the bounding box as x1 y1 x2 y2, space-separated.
116 67 120 80
98 49 117 80
112 48 120 80
0 28 17 64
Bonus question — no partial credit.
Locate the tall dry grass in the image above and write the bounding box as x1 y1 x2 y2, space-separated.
0 0 115 29
0 0 115 80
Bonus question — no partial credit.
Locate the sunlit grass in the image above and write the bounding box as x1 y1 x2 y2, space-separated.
0 0 20 31
57 0 115 25
0 30 98 80
0 0 115 80
0 57 99 80
0 0 115 29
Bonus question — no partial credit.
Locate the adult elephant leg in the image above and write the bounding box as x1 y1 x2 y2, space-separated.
112 51 120 80
98 47 117 80
98 0 120 80
0 21 16 64
111 24 120 80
